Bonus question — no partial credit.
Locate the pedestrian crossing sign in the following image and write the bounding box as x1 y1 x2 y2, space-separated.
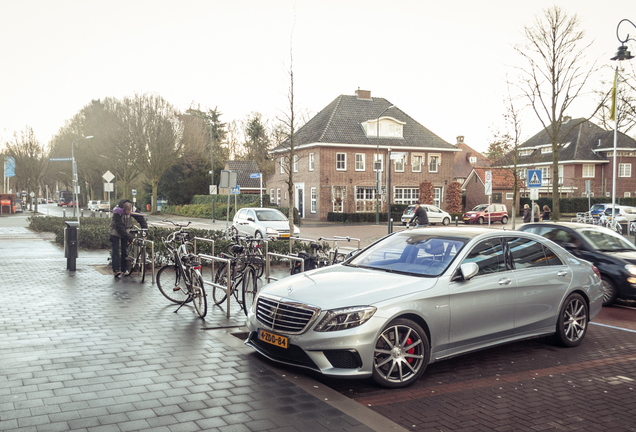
527 169 542 188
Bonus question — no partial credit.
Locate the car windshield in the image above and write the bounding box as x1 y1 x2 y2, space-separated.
590 204 605 211
255 210 288 222
577 229 636 252
472 205 488 212
347 232 467 277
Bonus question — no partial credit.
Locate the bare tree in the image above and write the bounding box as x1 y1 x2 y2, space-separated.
593 63 636 135
514 6 598 220
6 127 50 212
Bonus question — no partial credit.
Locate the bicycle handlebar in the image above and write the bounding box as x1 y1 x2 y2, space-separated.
162 220 192 228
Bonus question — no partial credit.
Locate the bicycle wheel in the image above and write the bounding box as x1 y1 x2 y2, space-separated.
191 271 207 318
124 242 138 276
156 265 192 304
241 266 258 316
213 262 229 305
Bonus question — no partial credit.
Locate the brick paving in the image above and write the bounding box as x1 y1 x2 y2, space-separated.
0 216 394 432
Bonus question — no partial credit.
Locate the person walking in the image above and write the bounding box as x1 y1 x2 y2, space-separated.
523 204 532 223
410 201 429 227
533 203 541 222
110 199 147 278
542 205 551 222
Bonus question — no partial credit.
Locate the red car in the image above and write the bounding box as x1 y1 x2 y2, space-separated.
463 204 508 224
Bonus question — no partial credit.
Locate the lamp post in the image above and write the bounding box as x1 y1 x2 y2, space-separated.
71 135 93 225
375 105 395 225
610 19 635 229
184 112 215 222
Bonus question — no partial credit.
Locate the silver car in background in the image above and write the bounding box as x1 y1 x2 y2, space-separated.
246 228 603 388
401 204 451 226
232 207 300 239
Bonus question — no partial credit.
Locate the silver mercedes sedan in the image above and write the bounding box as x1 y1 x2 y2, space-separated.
245 228 603 388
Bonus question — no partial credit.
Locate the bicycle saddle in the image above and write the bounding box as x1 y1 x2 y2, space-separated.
232 244 244 254
310 242 322 250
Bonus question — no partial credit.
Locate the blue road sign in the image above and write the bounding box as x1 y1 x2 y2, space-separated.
49 157 73 161
527 169 542 188
231 185 241 194
250 173 261 178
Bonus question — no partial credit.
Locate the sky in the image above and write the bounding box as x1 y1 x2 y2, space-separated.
0 0 633 154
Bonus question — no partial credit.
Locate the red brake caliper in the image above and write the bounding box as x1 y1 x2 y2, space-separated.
406 337 414 363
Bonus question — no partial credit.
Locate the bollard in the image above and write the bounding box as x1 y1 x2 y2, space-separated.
64 221 79 271
455 216 458 226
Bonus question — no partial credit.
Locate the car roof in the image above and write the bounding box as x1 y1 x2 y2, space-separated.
518 221 616 233
404 227 508 239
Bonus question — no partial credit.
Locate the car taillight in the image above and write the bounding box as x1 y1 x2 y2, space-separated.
591 265 601 280
403 208 407 214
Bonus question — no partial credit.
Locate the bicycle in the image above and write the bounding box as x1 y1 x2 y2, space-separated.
156 220 207 318
291 242 330 275
223 234 266 278
124 228 149 282
212 245 258 316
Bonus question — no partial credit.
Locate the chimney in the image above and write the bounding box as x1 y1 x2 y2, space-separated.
457 136 465 144
355 88 372 100
563 116 571 123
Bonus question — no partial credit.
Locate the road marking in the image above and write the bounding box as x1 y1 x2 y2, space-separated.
590 322 636 333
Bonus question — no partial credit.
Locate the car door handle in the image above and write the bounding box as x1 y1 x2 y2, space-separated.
557 271 568 277
498 278 512 285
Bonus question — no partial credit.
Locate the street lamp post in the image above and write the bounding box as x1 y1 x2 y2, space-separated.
71 135 93 225
184 112 215 222
610 19 635 229
375 105 395 225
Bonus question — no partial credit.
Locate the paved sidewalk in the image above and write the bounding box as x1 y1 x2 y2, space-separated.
0 214 404 432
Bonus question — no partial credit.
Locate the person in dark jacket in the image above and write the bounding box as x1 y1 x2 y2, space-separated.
523 204 531 223
410 201 429 227
542 205 551 221
110 199 147 278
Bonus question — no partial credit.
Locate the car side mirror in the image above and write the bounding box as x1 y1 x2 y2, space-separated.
247 217 255 222
460 262 479 280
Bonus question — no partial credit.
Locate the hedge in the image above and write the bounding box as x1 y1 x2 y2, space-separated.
519 197 636 214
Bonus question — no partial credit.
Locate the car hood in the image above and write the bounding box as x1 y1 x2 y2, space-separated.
604 250 636 264
261 265 439 309
463 211 479 216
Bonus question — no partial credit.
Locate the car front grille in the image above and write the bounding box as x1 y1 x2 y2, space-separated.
256 295 320 334
247 332 319 371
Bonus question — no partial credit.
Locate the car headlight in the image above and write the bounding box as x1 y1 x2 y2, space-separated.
266 227 278 235
314 306 376 332
626 264 636 276
470 214 476 218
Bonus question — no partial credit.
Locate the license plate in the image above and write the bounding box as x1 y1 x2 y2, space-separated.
259 329 288 349
280 233 290 238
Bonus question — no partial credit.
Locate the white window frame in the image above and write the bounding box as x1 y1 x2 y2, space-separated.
394 156 404 172
519 168 527 180
558 165 563 185
276 189 281 206
293 155 298 173
354 186 377 212
355 153 365 171
625 191 632 198
411 154 422 173
309 153 314 171
619 163 632 178
433 187 442 207
582 164 594 178
373 154 383 172
428 154 441 173
270 189 274 204
336 153 347 171
506 193 513 200
519 149 532 156
280 158 284 174
541 146 552 154
311 187 317 213
469 156 477 164
394 187 419 205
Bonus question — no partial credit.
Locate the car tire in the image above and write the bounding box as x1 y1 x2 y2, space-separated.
501 216 508 224
554 293 588 347
372 318 429 388
442 217 450 226
477 217 484 225
255 231 263 239
601 278 618 306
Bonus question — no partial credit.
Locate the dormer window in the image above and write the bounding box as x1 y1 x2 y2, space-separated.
541 146 552 154
469 156 477 164
362 117 405 139
519 149 533 156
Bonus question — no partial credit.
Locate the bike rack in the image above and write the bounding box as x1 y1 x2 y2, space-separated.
264 239 305 283
132 238 155 284
193 237 215 276
197 254 233 318
318 236 361 264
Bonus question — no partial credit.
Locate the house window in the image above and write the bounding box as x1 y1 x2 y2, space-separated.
433 187 442 207
619 163 632 177
280 158 284 174
309 153 314 171
332 186 346 213
363 118 405 138
373 154 383 172
519 149 533 156
541 146 551 154
412 154 423 172
506 193 513 200
293 155 298 173
336 153 346 171
582 164 594 178
394 187 419 205
428 154 440 173
355 186 377 212
394 156 404 172
519 168 527 180
625 192 632 198
558 165 563 185
469 156 477 164
270 189 274 204
355 154 365 171
311 187 317 213
277 189 281 205
541 167 551 186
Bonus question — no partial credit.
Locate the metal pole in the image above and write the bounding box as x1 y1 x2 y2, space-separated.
209 122 215 223
611 66 618 229
260 174 263 208
387 148 392 234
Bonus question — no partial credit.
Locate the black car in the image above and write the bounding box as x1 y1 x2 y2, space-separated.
518 222 636 306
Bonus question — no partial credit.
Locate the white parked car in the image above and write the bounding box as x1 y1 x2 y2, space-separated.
232 207 300 239
401 204 451 226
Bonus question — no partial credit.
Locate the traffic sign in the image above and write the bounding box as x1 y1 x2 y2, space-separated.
250 173 261 179
102 170 115 183
527 169 542 188
231 186 241 195
49 157 73 161
132 189 137 195
484 171 492 196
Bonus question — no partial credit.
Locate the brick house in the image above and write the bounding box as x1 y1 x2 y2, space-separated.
498 117 636 199
219 160 264 195
463 168 520 212
267 90 459 220
453 136 492 184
